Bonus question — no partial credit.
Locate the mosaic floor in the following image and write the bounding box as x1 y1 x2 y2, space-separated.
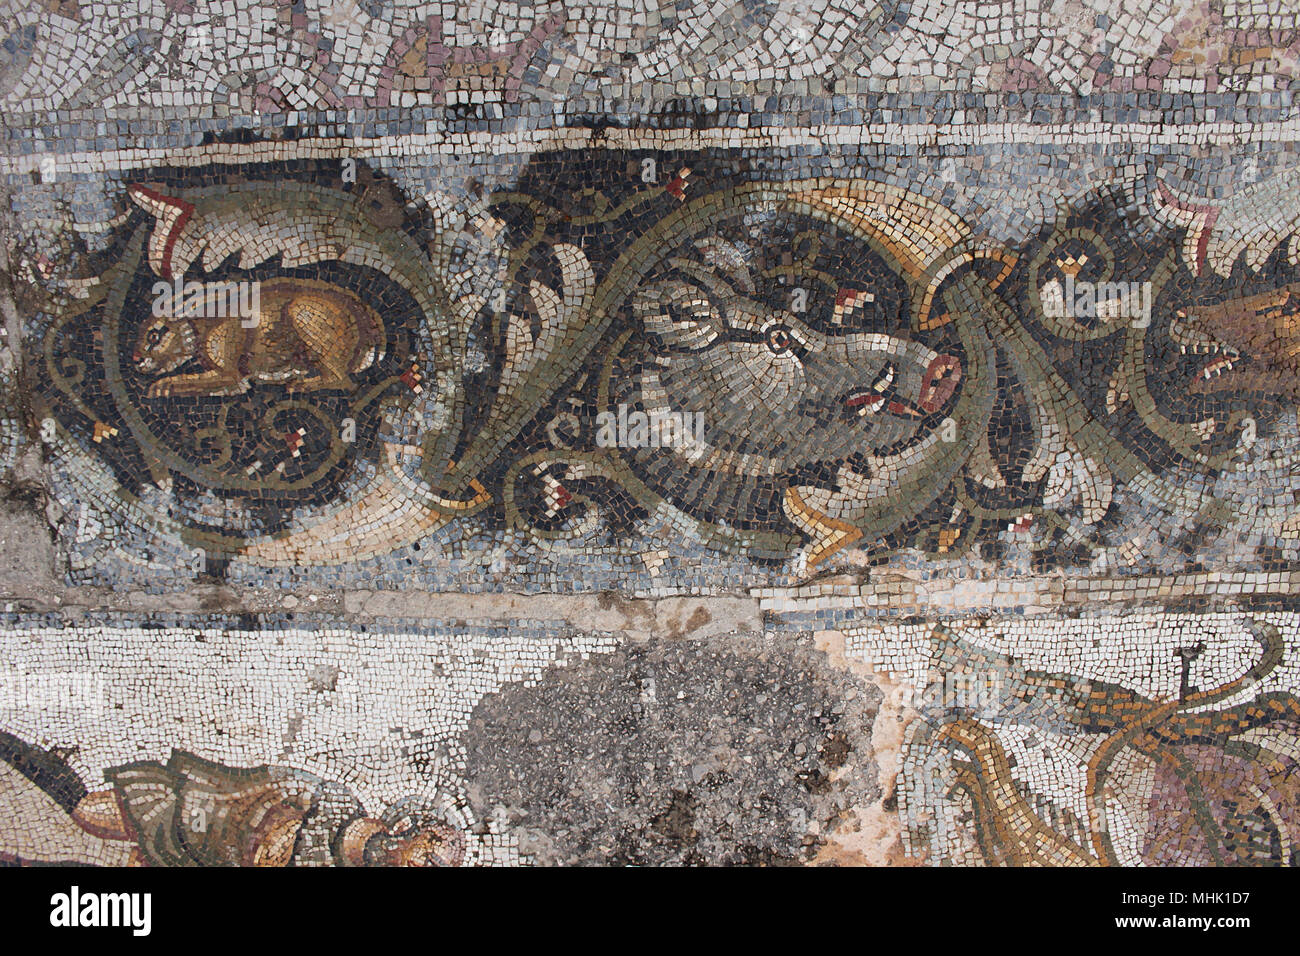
1 0 1299 867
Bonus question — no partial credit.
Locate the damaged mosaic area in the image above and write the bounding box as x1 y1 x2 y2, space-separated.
2 609 1297 866
2 0 1300 866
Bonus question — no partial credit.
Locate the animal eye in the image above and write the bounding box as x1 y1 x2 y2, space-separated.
765 325 792 353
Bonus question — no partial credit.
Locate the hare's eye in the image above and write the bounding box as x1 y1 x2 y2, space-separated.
147 329 163 346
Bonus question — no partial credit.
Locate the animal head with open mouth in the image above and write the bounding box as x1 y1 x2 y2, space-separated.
1172 283 1300 401
601 182 988 560
634 249 962 473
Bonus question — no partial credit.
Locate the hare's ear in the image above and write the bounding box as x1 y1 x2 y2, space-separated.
694 237 755 294
634 281 724 352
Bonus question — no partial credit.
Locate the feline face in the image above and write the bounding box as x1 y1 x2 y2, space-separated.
1173 284 1300 400
132 316 196 375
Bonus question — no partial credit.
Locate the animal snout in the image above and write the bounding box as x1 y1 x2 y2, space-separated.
919 354 961 414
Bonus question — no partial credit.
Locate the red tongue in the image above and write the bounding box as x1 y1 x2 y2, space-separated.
846 392 885 410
